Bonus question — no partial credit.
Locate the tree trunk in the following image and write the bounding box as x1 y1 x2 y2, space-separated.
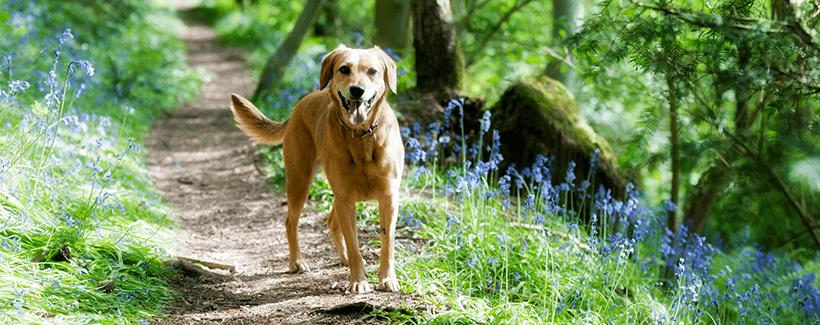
375 0 413 50
252 0 324 101
413 0 464 96
660 0 681 232
547 0 581 95
314 0 341 38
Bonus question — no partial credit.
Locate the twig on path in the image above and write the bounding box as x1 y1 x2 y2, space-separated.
175 256 236 273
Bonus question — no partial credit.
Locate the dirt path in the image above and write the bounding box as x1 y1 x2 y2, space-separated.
146 9 420 325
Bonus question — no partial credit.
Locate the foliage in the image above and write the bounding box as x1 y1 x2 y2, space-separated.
452 0 555 101
200 1 820 324
391 99 820 324
0 0 204 323
572 0 820 252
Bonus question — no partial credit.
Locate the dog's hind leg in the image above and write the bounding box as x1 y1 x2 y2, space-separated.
326 207 348 266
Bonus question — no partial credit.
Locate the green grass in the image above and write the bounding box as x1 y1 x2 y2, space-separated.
0 1 205 323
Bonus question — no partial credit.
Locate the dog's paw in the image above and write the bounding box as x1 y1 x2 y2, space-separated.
289 261 310 273
348 280 373 294
378 278 401 292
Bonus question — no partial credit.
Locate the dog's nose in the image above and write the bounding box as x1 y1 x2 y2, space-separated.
349 86 365 99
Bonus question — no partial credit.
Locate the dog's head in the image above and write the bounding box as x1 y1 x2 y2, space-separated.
320 44 397 126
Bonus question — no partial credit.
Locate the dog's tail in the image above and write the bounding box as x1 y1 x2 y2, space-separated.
230 94 289 146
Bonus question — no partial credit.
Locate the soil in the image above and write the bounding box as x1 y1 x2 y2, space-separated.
146 6 424 324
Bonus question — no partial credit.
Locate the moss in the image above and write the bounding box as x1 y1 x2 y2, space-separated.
495 76 619 169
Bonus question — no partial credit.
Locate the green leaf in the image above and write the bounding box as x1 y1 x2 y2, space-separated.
525 57 543 64
486 77 501 85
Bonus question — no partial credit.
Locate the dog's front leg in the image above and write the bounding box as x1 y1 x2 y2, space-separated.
377 193 400 292
336 199 371 293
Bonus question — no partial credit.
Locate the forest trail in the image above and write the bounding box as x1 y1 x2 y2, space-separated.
147 5 419 325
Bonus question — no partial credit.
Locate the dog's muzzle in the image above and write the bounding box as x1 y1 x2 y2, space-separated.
338 91 377 125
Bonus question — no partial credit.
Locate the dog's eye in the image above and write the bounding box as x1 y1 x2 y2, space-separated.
367 68 377 76
339 66 350 75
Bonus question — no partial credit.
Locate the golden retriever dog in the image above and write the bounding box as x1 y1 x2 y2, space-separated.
229 44 403 294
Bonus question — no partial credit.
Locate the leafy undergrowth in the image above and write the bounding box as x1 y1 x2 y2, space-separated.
201 1 820 324
0 1 204 324
387 101 820 324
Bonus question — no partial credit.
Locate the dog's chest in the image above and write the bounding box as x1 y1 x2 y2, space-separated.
324 138 400 199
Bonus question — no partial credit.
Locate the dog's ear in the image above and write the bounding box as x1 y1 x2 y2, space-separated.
320 45 347 90
374 46 397 94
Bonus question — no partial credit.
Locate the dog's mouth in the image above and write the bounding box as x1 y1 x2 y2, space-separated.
339 91 377 125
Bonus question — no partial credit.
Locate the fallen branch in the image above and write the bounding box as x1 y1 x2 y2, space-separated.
507 222 591 252
173 256 236 273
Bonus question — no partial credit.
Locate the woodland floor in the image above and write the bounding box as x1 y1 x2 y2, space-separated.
147 5 423 324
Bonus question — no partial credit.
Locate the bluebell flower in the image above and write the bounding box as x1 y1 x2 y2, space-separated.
413 165 430 183
479 110 491 135
521 167 533 179
59 28 74 44
498 175 511 196
383 47 402 61
564 161 576 185
663 200 676 212
72 60 94 77
8 80 29 94
488 152 503 171
579 180 591 192
524 194 535 211
444 99 464 129
352 32 364 46
590 148 601 175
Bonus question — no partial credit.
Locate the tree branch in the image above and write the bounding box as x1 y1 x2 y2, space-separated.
456 0 493 31
464 0 536 68
724 131 820 250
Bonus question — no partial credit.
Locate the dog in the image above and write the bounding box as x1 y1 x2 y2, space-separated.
229 44 403 294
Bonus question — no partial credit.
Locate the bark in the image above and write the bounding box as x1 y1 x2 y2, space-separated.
661 0 681 232
547 0 581 94
314 0 341 38
413 0 464 96
374 0 413 50
252 0 324 101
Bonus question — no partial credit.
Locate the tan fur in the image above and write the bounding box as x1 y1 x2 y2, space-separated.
230 44 404 294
